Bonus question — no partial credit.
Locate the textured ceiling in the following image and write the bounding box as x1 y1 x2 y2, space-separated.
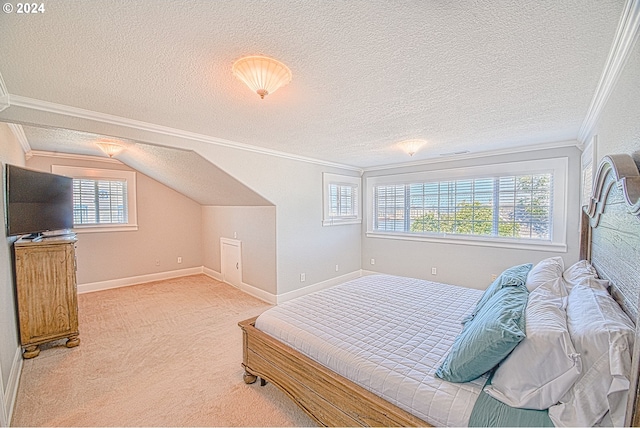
20 127 272 206
119 143 273 206
0 0 623 168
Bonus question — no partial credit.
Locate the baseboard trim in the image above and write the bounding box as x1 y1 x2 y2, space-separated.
360 269 378 276
4 346 22 426
78 268 372 304
78 267 204 294
202 268 277 305
276 270 364 304
202 267 222 281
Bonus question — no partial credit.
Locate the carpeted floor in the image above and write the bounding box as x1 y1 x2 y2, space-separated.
11 274 316 427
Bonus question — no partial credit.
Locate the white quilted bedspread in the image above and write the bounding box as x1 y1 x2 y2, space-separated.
255 274 487 427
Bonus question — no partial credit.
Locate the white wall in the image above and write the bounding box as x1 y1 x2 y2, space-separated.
193 145 363 295
202 206 277 294
588 33 640 164
26 154 203 286
362 145 583 289
0 123 26 424
0 99 365 296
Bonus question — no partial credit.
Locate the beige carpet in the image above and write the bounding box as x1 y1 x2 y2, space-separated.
11 274 316 427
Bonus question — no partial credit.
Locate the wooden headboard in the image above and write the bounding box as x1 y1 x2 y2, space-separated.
580 154 640 426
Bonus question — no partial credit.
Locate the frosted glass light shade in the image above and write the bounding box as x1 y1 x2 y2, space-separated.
232 55 292 99
397 139 427 156
96 142 125 157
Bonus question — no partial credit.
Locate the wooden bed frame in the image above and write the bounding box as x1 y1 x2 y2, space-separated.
239 153 640 427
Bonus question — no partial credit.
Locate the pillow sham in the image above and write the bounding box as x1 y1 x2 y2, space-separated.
436 285 528 383
548 278 635 427
484 277 580 410
525 256 564 292
562 260 606 292
463 263 532 325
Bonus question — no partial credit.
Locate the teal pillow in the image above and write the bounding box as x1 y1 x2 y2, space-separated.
462 263 532 325
436 285 528 383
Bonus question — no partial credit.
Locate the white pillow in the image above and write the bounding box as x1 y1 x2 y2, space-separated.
548 277 635 427
526 256 564 292
484 277 580 410
562 260 608 292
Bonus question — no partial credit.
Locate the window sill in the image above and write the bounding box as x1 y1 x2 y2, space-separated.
73 224 139 234
322 219 362 226
365 231 567 252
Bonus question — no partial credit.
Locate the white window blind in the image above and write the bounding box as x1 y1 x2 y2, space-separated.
581 136 596 207
329 183 358 218
365 157 568 251
51 165 138 233
323 173 362 226
73 178 128 225
373 174 553 240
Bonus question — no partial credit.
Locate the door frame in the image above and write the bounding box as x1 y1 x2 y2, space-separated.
220 237 242 288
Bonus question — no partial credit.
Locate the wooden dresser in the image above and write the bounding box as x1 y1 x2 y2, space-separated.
14 236 80 358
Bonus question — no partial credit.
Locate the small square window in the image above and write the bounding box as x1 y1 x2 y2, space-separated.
51 165 137 233
322 173 361 226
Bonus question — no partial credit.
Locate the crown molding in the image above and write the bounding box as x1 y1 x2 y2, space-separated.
363 139 578 172
578 0 640 144
29 150 122 164
0 71 9 112
8 95 363 173
7 123 31 156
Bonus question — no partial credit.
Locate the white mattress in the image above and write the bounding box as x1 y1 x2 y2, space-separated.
255 274 487 427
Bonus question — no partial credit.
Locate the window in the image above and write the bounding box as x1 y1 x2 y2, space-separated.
322 173 361 226
51 165 137 233
581 136 597 207
366 158 568 251
73 178 127 225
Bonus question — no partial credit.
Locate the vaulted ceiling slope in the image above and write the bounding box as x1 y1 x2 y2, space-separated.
117 142 273 206
0 1 625 167
20 127 272 206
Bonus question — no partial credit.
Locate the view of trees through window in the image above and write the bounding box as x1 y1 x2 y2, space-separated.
374 174 552 240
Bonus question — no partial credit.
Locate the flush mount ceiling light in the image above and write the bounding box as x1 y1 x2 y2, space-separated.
232 55 292 99
96 141 125 157
397 139 427 156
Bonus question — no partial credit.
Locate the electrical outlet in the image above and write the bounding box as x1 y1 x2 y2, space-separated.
155 259 160 266
234 232 237 239
335 264 339 272
370 258 375 265
491 273 498 281
177 257 182 264
300 273 306 282
431 267 437 275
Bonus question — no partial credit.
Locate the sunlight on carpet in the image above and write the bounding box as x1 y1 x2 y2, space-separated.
11 275 316 427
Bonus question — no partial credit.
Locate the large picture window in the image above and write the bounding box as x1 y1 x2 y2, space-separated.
366 158 568 251
52 165 138 233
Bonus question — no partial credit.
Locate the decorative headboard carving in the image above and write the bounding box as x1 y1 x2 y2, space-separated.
585 154 640 225
581 154 640 426
583 155 640 320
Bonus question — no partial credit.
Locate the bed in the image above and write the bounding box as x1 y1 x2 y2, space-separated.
239 153 640 426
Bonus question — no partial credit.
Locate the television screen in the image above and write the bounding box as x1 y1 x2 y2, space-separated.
5 165 74 237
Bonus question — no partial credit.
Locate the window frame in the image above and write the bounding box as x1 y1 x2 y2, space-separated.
581 136 597 207
322 173 362 226
365 158 568 252
51 165 138 233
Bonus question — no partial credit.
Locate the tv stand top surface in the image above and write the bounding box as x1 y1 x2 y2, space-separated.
16 234 77 247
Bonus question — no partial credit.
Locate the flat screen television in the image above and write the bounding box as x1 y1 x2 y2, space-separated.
5 164 74 237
